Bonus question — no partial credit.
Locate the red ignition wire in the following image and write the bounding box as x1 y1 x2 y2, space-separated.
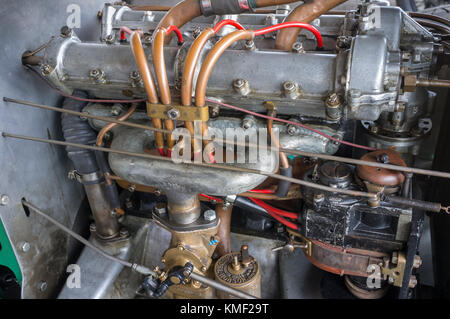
199 194 223 202
249 198 298 230
251 198 298 219
205 98 376 151
166 26 184 44
254 22 323 48
213 19 246 33
249 189 275 194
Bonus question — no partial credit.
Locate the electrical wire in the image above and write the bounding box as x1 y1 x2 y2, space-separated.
213 19 246 33
254 22 324 48
205 98 376 151
249 198 298 230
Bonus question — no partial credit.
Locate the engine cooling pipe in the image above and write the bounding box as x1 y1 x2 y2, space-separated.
61 91 120 239
157 0 301 43
275 0 347 51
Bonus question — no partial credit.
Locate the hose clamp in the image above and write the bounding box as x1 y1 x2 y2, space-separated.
68 170 104 185
199 0 214 17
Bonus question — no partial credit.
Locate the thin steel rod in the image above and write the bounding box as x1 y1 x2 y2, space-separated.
190 272 258 299
3 96 450 179
21 200 156 277
2 132 378 199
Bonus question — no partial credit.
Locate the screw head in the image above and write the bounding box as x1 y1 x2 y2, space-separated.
21 242 30 252
38 281 48 292
203 209 216 222
60 26 72 38
1 194 10 206
244 40 255 51
287 125 297 136
167 108 180 120
154 203 166 215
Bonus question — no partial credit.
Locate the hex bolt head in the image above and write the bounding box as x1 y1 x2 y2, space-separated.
244 40 256 51
0 194 10 206
60 26 72 38
233 79 250 96
167 108 180 120
21 242 30 252
154 203 167 215
287 125 297 136
204 209 217 222
292 42 304 53
283 81 300 99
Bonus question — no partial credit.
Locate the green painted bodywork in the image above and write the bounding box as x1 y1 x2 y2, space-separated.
0 218 22 286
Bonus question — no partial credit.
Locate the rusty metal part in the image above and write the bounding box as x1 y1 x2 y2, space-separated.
96 104 137 146
153 28 175 151
344 275 389 299
156 219 219 299
215 204 232 257
286 229 312 256
130 31 165 151
304 239 388 278
146 102 209 122
214 245 261 299
415 19 450 34
7 96 450 180
357 149 407 187
275 0 348 51
195 30 255 107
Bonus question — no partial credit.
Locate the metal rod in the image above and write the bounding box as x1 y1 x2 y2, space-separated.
21 199 157 277
4 96 450 180
189 272 258 299
2 132 378 199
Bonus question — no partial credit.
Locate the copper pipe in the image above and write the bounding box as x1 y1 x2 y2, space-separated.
195 30 255 160
195 30 255 107
215 204 232 257
96 104 137 146
130 31 165 151
275 0 347 51
408 12 450 28
267 109 290 169
415 19 450 34
182 28 215 155
416 78 450 88
254 0 302 6
131 5 172 11
153 28 175 152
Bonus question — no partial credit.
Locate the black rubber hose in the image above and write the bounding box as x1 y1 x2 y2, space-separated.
61 91 99 175
199 0 253 17
274 166 293 198
397 0 417 12
234 196 275 220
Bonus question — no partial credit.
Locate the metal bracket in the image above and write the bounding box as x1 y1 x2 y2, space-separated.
146 102 209 122
381 251 406 287
286 229 312 257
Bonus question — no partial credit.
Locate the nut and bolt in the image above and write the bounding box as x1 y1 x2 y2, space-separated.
192 27 202 39
154 203 167 216
201 266 207 272
90 68 105 83
204 209 217 222
41 64 52 76
370 124 379 134
0 194 10 206
244 40 256 51
391 251 398 264
292 42 304 53
233 78 251 96
325 93 342 120
314 193 325 203
21 242 31 252
105 34 115 44
408 275 418 288
282 81 300 99
89 223 97 232
128 184 136 192
167 108 180 120
413 255 422 269
209 105 220 118
110 105 123 116
241 116 255 130
60 26 72 38
287 125 298 136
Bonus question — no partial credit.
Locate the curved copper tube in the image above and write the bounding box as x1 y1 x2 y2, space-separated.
96 104 138 146
275 0 347 51
153 28 175 152
195 30 255 107
267 109 290 169
130 32 165 152
182 28 215 156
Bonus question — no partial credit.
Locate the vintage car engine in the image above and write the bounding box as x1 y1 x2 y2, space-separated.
1 0 450 301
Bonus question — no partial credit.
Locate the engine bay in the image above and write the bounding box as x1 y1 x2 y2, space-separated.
1 0 450 301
